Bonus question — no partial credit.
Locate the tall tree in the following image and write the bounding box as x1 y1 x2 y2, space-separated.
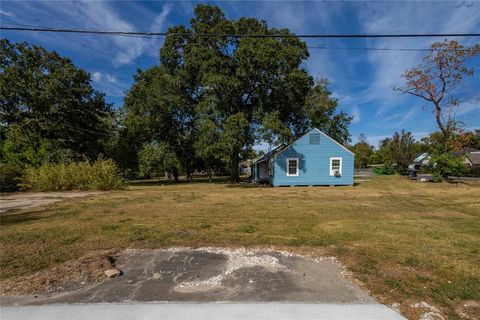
123 4 352 182
394 40 479 141
121 5 307 181
123 66 196 181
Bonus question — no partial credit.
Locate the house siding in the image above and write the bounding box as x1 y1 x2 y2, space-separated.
272 129 354 186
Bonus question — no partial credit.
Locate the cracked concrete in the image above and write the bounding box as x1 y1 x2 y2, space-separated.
1 248 374 306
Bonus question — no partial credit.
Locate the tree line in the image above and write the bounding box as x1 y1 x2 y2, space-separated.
1 4 478 191
351 129 480 174
1 5 351 191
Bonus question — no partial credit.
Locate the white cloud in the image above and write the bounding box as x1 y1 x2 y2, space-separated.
105 74 117 84
0 9 15 17
339 95 361 124
89 71 125 97
91 71 102 82
3 1 172 66
456 100 480 117
357 1 480 116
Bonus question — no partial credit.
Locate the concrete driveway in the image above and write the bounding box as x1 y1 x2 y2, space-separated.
1 248 404 319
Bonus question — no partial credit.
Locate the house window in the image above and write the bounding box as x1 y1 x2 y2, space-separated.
309 133 320 144
330 157 342 176
286 158 299 176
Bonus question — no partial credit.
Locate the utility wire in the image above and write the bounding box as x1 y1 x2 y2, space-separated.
1 26 480 38
2 24 478 52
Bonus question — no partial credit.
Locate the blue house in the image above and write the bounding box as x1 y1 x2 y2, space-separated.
253 128 354 186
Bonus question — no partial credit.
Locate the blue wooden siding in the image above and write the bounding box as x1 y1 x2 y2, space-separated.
272 129 354 186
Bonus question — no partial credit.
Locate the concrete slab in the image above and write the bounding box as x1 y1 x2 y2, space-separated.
0 302 406 320
0 248 405 319
1 248 373 305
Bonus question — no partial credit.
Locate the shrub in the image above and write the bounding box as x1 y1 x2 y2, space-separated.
429 152 467 180
0 162 24 192
373 166 395 175
21 158 125 191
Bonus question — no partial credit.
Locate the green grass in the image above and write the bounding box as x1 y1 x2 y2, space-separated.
1 175 479 318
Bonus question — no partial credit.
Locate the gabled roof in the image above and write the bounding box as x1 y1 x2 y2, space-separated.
254 128 353 164
452 148 480 157
413 152 430 164
253 144 287 164
466 151 480 165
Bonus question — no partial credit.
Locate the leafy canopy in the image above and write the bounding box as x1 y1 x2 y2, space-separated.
123 4 351 181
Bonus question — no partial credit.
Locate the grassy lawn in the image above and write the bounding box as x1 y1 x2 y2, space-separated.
1 175 479 318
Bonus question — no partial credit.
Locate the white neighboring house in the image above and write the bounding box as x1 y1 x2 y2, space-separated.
408 152 430 171
409 149 480 172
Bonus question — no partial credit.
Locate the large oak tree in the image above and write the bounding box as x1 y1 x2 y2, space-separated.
123 4 351 181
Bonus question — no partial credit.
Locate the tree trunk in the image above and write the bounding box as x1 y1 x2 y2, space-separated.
208 168 212 182
172 167 179 183
185 162 192 182
434 101 449 141
229 151 240 183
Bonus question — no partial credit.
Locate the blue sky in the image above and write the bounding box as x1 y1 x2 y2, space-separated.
1 1 479 147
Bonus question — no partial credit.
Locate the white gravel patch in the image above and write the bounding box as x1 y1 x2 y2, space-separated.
173 247 287 291
199 247 282 275
411 301 444 320
163 247 342 293
177 275 224 290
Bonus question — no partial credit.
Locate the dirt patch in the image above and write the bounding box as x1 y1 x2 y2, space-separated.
455 300 480 320
0 192 104 213
0 250 118 295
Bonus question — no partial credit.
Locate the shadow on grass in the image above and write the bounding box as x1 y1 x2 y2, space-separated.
0 209 49 225
128 176 258 187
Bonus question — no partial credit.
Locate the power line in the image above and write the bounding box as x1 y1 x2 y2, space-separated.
307 46 477 52
1 26 480 38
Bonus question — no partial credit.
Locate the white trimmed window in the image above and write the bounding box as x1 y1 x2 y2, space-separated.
330 157 342 176
286 158 299 176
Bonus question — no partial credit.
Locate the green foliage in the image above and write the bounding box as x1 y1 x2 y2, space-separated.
138 142 180 178
350 135 375 168
429 152 467 180
0 39 114 188
373 166 395 175
259 111 292 146
0 162 23 192
194 118 223 179
20 158 125 191
122 4 351 182
378 130 419 173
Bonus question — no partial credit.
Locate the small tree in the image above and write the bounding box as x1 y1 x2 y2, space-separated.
429 152 466 181
378 130 419 173
395 40 479 141
350 134 375 168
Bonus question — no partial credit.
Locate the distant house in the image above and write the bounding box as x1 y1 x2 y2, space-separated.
238 160 253 175
408 152 431 172
453 148 480 167
252 128 355 186
408 148 480 177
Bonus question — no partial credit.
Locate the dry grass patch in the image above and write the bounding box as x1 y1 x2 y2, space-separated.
1 175 479 318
